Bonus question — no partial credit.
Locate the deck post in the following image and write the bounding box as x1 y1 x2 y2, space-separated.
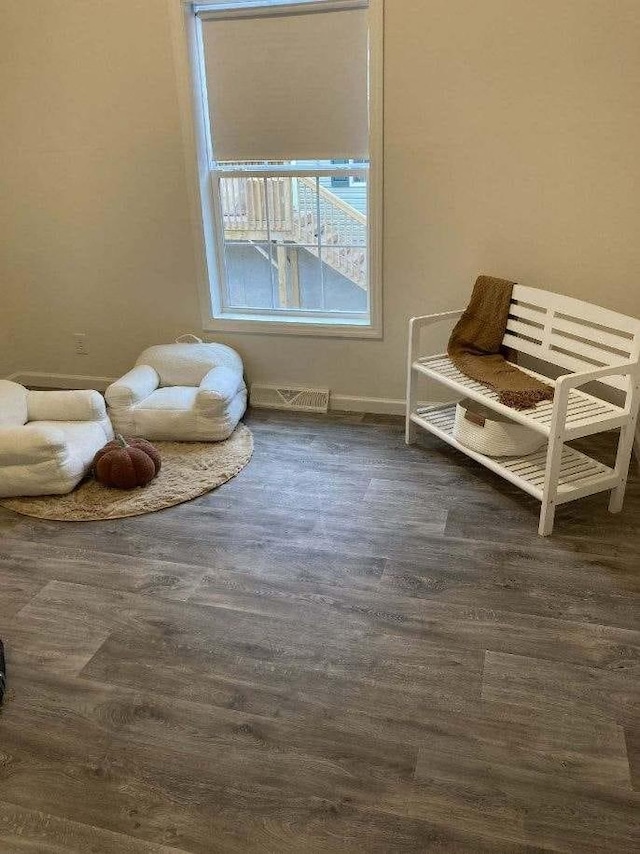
276 242 289 308
288 247 301 309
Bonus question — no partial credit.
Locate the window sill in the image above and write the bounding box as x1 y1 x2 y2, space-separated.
203 312 382 339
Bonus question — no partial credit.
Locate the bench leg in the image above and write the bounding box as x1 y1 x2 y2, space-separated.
609 376 640 513
609 422 635 513
405 376 418 445
538 396 569 536
538 501 556 537
405 321 420 446
609 484 627 514
539 436 563 535
539 437 563 536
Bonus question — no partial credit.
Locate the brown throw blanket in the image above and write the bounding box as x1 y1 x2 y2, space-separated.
447 275 554 410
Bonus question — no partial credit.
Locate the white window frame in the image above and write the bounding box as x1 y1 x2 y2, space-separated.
170 0 384 338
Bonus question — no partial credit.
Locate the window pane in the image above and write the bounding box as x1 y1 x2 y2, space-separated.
224 241 277 309
219 173 368 314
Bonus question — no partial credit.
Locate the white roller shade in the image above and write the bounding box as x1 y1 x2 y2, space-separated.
199 6 369 162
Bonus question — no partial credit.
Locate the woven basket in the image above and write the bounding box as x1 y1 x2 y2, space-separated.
453 398 545 458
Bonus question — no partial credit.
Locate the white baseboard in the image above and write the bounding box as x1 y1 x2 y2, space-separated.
330 394 405 415
5 372 116 392
4 372 406 415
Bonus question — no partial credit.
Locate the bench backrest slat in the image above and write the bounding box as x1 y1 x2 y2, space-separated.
503 285 640 392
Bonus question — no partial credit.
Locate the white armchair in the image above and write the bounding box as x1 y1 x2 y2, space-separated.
105 342 247 442
0 380 113 497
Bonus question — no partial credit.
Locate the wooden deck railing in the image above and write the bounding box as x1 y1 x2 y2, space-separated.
295 177 367 289
219 175 367 291
219 176 294 236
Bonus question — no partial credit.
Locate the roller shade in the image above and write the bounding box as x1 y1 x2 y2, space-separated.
199 5 369 162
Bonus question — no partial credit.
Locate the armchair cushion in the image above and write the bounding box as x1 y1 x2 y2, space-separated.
141 387 198 411
0 380 28 428
27 389 107 423
105 365 159 409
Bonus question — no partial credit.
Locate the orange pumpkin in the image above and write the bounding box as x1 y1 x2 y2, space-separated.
93 435 161 489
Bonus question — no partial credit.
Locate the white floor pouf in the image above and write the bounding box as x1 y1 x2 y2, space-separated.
105 341 247 442
0 380 114 497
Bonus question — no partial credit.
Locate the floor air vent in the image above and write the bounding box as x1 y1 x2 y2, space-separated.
250 384 330 413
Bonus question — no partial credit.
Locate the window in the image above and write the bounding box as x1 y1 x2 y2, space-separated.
186 0 383 336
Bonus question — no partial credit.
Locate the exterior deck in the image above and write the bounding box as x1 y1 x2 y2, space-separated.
218 165 368 312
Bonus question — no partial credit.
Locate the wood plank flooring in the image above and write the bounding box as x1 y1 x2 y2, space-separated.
0 409 638 853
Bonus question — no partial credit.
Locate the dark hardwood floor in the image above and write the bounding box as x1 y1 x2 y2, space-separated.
0 409 638 853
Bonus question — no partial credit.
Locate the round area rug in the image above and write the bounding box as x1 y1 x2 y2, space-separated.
0 424 253 521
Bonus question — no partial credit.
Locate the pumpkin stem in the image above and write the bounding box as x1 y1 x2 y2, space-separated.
115 433 128 448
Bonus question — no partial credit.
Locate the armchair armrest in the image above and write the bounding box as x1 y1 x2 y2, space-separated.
0 380 28 428
196 366 244 416
27 390 107 423
0 424 66 466
105 365 159 409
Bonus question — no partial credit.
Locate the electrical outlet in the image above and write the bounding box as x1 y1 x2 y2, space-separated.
73 333 88 355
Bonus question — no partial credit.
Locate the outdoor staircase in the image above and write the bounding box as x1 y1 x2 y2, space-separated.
294 178 367 289
219 176 367 295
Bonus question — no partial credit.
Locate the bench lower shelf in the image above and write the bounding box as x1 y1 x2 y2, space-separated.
410 403 620 505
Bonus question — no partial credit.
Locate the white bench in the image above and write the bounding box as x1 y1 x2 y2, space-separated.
405 285 640 535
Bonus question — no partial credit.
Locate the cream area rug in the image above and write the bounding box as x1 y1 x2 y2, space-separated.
0 425 253 522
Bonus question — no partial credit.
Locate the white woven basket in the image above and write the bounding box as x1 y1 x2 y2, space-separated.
453 398 545 458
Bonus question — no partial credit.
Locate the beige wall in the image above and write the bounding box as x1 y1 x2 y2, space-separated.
2 0 640 404
0 0 201 381
0 289 17 377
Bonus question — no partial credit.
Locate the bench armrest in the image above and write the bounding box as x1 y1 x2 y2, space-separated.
27 390 107 423
409 309 465 331
408 309 465 367
555 360 639 392
106 365 160 409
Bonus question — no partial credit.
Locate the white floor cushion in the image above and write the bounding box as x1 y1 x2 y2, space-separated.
106 342 247 442
0 382 113 497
